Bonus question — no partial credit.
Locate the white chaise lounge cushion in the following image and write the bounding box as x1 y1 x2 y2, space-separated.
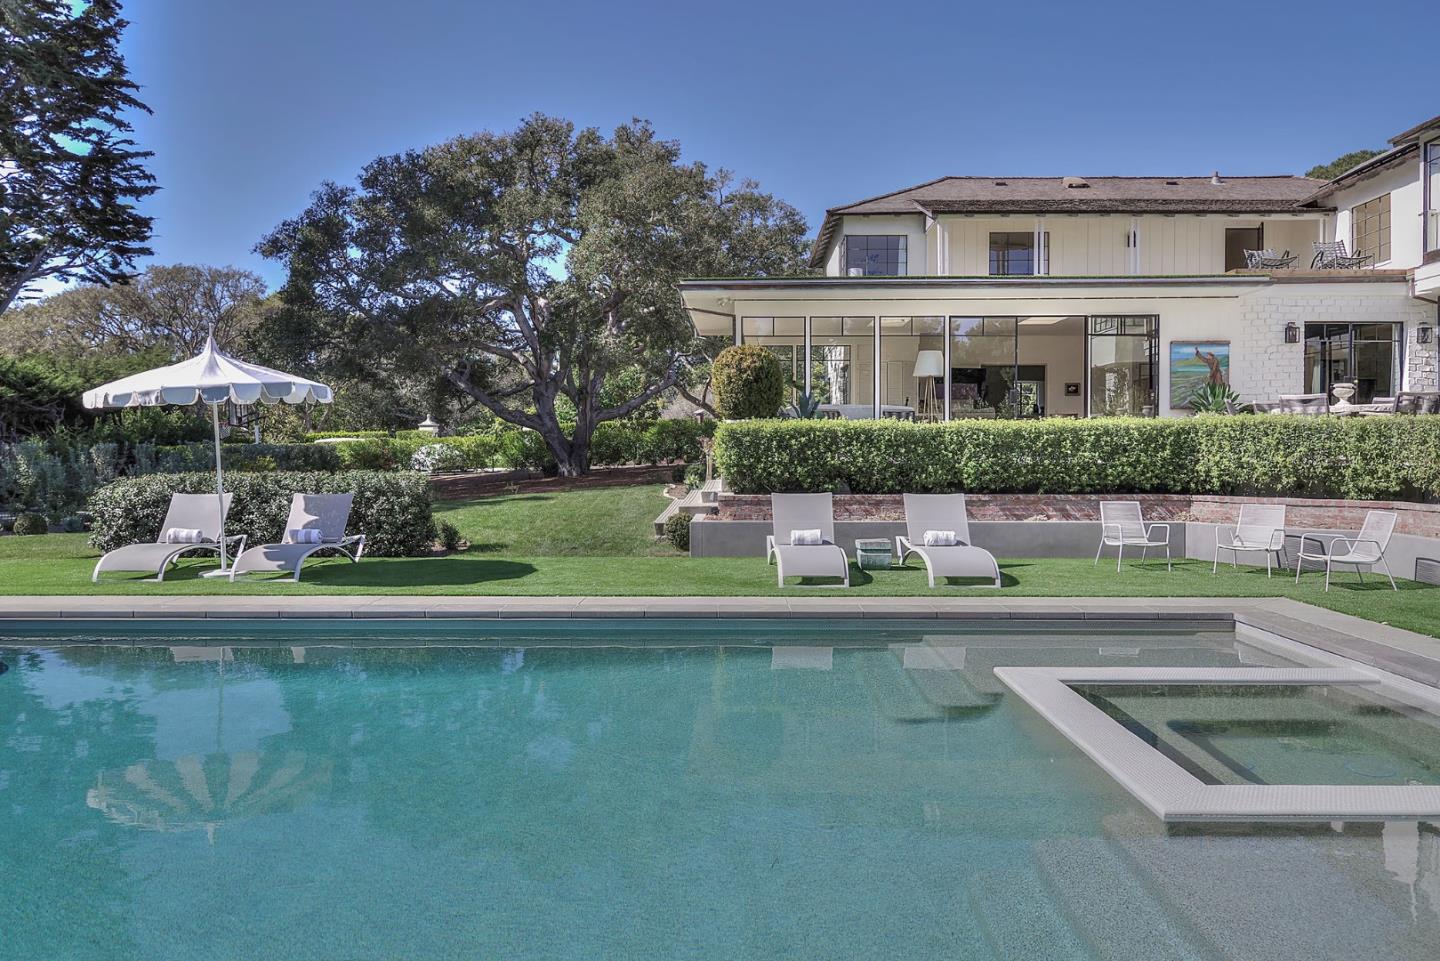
790 528 823 545
164 527 205 543
289 528 323 544
922 529 958 547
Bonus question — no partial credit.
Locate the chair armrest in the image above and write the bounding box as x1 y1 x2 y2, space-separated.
1144 523 1170 543
1296 532 1331 557
1101 522 1123 536
1267 529 1286 550
1335 536 1384 556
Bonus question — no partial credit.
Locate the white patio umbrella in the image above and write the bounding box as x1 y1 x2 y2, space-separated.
82 333 333 573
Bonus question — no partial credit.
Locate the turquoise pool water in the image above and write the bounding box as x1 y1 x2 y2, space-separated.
1 620 1437 961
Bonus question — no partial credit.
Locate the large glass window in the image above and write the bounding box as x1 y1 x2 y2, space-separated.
1088 316 1158 417
842 236 907 276
1351 194 1391 263
989 232 1049 276
949 317 1019 418
739 317 805 409
1426 141 1440 258
809 317 874 416
1303 322 1401 403
879 317 945 419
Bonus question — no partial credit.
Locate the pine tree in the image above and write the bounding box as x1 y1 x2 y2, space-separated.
0 0 155 316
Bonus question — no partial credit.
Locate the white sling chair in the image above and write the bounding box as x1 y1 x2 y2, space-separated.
1095 500 1172 572
895 493 1001 587
1294 510 1399 591
228 493 365 582
765 493 850 587
92 493 240 582
1213 504 1287 577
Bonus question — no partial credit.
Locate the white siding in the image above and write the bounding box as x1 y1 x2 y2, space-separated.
1327 162 1423 269
826 215 929 276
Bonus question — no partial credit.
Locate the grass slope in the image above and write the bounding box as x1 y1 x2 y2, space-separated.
0 484 1436 636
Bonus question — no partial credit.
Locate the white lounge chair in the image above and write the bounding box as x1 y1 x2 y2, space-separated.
765 493 850 587
1294 510 1399 591
228 493 365 582
92 493 241 582
895 493 1001 587
1213 503 1286 577
1095 500 1171 572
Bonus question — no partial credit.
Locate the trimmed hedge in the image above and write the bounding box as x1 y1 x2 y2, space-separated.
712 345 784 419
88 471 435 557
144 442 344 474
713 416 1440 501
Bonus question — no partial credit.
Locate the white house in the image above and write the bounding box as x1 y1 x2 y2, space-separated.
680 115 1440 419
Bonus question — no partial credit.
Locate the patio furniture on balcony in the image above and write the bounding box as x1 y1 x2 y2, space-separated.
1213 504 1287 577
1294 510 1399 591
1310 241 1373 269
1095 500 1172 572
1243 248 1298 269
1276 393 1330 414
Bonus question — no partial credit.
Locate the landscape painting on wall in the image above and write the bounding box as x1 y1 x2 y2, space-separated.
1169 341 1230 409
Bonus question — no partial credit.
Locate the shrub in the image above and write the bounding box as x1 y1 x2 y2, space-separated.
436 519 463 551
87 471 434 557
682 462 706 488
13 512 48 536
146 442 344 474
411 443 467 473
712 346 784 419
303 430 392 442
663 510 692 552
713 416 1440 501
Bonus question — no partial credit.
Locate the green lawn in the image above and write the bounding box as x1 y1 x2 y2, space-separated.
1 483 1437 637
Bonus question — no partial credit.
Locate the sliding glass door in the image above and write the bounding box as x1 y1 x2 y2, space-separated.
1303 323 1401 402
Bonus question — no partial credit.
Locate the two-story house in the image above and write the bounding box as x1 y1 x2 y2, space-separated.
680 114 1440 419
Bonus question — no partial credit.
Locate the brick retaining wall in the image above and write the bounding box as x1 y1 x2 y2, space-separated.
712 492 1440 537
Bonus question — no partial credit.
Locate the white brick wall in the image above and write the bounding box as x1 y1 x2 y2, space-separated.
1231 286 1436 403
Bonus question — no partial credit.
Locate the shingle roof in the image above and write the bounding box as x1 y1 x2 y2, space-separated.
809 174 1327 267
1299 142 1419 205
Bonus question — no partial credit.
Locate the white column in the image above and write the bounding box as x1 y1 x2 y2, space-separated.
803 317 812 396
942 318 952 422
872 319 881 417
1033 217 1045 275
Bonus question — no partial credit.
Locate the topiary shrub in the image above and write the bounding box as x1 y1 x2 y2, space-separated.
712 345 784 420
664 510 692 552
87 471 434 557
410 443 467 473
13 512 48 536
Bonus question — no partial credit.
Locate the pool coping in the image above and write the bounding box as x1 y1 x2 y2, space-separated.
1 595 1437 687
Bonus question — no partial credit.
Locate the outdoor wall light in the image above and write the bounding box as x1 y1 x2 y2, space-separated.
1420 324 1434 345
1284 322 1300 344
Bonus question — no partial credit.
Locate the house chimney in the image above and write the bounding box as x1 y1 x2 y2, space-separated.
1211 171 1223 185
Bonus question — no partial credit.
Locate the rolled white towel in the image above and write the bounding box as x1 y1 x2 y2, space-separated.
789 528 824 546
164 527 205 544
289 528 324 544
922 529 959 547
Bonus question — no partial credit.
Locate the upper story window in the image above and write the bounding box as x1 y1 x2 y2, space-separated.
989 231 1048 276
842 235 906 275
1351 193 1391 263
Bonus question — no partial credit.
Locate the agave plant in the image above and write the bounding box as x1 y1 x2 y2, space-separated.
790 390 824 419
1188 382 1242 414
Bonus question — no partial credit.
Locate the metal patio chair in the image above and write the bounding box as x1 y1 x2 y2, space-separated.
1214 503 1287 577
1294 510 1399 591
1311 240 1372 270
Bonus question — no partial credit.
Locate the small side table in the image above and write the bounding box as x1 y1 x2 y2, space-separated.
854 538 894 570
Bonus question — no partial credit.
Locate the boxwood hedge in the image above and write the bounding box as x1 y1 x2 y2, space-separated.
88 470 435 557
713 416 1440 501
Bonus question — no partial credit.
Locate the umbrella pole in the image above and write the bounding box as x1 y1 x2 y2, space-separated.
212 402 228 570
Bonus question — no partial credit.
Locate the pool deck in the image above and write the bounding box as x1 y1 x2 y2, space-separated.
2 594 1438 688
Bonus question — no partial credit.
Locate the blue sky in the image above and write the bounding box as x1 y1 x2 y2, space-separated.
119 0 1437 287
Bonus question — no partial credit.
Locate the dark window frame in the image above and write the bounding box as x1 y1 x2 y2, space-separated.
1351 193 1392 264
988 231 1049 276
1303 322 1403 403
842 235 907 276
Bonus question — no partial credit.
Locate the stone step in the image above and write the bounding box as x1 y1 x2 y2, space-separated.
969 865 1093 961
1032 837 1217 961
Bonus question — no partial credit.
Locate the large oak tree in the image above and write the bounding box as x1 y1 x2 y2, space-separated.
259 115 808 475
0 0 155 315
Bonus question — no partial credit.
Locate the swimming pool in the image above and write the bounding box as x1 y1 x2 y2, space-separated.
2 619 1437 960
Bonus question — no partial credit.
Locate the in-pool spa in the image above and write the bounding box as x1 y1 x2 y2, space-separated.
1 618 1437 961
